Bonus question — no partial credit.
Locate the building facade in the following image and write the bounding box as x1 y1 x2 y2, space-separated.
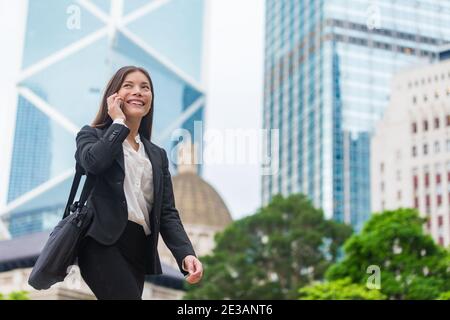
371 57 450 247
262 0 450 231
1 0 208 237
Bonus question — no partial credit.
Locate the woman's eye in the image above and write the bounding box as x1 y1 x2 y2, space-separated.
123 84 131 88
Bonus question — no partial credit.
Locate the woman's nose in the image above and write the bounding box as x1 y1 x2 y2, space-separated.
131 87 143 95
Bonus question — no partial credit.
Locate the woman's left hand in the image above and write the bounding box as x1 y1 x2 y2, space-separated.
182 255 203 284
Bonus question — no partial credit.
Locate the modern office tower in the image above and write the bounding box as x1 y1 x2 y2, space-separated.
371 55 450 247
262 0 450 231
2 0 208 237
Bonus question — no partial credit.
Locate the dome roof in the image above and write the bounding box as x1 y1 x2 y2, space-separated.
172 172 233 228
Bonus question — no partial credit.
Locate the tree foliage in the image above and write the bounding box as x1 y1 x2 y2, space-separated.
437 291 450 300
298 278 386 300
326 208 450 300
0 291 30 300
184 194 352 299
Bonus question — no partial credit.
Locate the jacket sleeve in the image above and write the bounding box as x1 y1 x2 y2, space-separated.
75 123 130 175
159 147 197 276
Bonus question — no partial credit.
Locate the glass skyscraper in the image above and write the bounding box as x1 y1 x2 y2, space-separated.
3 0 208 237
262 0 450 230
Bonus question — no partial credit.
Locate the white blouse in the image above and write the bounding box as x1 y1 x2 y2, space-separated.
114 119 154 235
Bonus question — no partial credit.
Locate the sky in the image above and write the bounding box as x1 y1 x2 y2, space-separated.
203 0 265 219
0 0 266 221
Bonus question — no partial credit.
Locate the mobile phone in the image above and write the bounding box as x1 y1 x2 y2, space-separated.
117 95 123 110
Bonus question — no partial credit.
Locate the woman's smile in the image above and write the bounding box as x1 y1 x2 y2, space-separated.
126 98 146 107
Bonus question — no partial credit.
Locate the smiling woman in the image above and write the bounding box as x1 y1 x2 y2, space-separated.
74 66 203 300
119 75 152 112
91 66 155 141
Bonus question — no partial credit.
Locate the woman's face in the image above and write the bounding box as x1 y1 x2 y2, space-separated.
117 71 152 119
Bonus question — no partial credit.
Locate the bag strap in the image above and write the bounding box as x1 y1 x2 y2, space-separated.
62 127 103 219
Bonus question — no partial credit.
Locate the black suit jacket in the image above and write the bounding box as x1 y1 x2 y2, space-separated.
74 122 196 276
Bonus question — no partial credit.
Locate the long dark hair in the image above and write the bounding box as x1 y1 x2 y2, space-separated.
91 66 155 141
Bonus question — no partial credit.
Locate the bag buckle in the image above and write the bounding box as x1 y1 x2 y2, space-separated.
69 201 79 213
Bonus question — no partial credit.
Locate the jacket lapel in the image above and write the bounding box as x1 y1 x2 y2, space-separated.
116 147 125 173
141 137 162 201
101 124 162 209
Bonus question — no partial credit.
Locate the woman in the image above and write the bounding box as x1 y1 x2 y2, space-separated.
75 66 203 300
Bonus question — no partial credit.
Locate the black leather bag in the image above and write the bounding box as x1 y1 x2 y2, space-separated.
28 162 95 290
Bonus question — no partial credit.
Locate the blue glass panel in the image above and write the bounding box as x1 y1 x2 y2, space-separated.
348 132 371 232
7 95 51 203
90 0 110 14
8 95 77 199
123 0 155 15
21 36 111 128
8 175 76 237
126 0 204 81
112 31 203 153
22 0 106 68
8 175 75 216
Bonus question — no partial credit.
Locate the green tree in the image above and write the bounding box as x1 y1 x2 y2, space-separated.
437 291 450 300
0 291 29 300
326 208 450 300
184 194 352 299
298 278 386 300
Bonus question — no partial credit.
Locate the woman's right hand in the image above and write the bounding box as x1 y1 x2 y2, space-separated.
107 93 126 121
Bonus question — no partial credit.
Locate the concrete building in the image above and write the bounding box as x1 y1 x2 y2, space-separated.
371 58 450 246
